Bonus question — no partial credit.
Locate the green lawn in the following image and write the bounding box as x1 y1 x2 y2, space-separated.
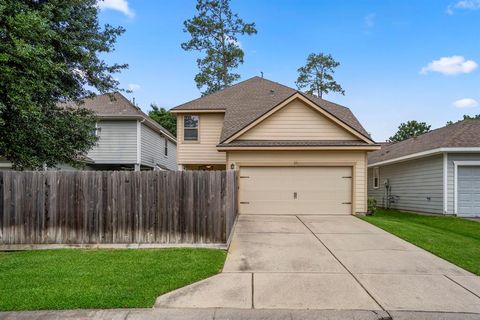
0 248 226 311
360 209 480 275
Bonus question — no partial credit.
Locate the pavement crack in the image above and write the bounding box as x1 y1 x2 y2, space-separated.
295 215 391 318
444 275 480 299
251 273 255 309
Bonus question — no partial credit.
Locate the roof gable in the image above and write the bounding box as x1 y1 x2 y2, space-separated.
235 95 361 142
171 77 372 143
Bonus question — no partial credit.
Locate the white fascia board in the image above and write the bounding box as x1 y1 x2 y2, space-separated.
368 147 480 168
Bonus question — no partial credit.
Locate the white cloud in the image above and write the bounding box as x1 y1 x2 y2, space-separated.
453 98 479 108
128 83 141 91
420 56 478 75
98 0 134 18
447 0 480 14
364 13 376 28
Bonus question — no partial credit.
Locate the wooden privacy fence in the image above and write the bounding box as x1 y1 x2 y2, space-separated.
0 170 237 246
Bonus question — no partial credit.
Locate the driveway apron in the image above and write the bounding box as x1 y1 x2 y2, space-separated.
156 214 480 314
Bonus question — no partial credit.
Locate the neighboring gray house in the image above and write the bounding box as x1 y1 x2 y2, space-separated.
72 92 177 171
0 93 177 171
368 120 480 217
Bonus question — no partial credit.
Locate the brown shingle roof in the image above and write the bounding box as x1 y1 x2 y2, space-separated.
63 92 143 116
172 77 371 143
218 140 374 148
368 120 480 164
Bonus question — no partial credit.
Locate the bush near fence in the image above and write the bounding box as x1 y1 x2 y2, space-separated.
0 171 237 246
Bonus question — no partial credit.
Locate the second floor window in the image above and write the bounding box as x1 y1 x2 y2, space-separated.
164 136 168 156
184 115 199 141
92 123 101 137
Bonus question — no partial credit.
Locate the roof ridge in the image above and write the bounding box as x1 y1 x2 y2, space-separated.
445 120 472 145
383 121 452 147
172 76 268 110
299 91 349 110
254 76 297 92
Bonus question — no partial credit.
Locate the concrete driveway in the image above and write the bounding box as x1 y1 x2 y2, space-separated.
156 215 480 316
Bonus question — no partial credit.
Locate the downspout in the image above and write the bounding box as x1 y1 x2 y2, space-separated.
443 152 448 214
136 118 146 171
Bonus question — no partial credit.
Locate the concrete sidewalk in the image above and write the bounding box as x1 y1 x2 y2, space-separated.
2 308 480 320
155 215 480 315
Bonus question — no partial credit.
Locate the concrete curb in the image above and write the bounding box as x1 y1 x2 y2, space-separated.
0 243 227 251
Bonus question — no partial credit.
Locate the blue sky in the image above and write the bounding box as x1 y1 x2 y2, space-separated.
98 0 480 141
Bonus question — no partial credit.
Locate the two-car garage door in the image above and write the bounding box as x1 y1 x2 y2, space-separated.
238 166 353 215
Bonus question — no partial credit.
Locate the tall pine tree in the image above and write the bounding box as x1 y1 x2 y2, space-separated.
181 0 257 95
296 53 345 98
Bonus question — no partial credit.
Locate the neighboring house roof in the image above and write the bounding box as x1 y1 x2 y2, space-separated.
171 76 371 143
369 120 480 165
62 92 176 142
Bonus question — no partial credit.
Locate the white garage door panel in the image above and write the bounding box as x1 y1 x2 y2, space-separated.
239 166 352 215
458 166 480 217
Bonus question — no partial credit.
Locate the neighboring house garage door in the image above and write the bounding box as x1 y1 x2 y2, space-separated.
239 166 352 215
457 166 480 217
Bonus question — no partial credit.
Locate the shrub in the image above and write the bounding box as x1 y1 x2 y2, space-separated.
367 197 377 215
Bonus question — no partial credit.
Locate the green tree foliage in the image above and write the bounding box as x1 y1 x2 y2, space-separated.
148 104 176 137
0 0 127 169
181 0 257 95
388 120 431 142
296 53 345 98
447 114 480 125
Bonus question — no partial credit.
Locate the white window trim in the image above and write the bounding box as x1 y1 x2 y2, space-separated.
183 115 200 142
94 123 100 137
453 160 480 215
373 167 380 189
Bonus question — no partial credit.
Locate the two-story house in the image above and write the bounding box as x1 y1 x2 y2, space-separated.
171 77 379 215
70 92 177 171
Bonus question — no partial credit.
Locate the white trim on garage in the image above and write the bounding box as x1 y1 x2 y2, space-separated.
453 160 480 216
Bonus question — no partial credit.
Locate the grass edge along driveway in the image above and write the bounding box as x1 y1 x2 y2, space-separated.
360 209 480 276
0 248 226 311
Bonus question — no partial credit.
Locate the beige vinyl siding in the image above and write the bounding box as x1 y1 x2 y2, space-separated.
237 99 357 141
368 155 444 214
228 150 367 213
140 123 177 170
88 120 137 164
177 113 226 164
446 153 480 214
